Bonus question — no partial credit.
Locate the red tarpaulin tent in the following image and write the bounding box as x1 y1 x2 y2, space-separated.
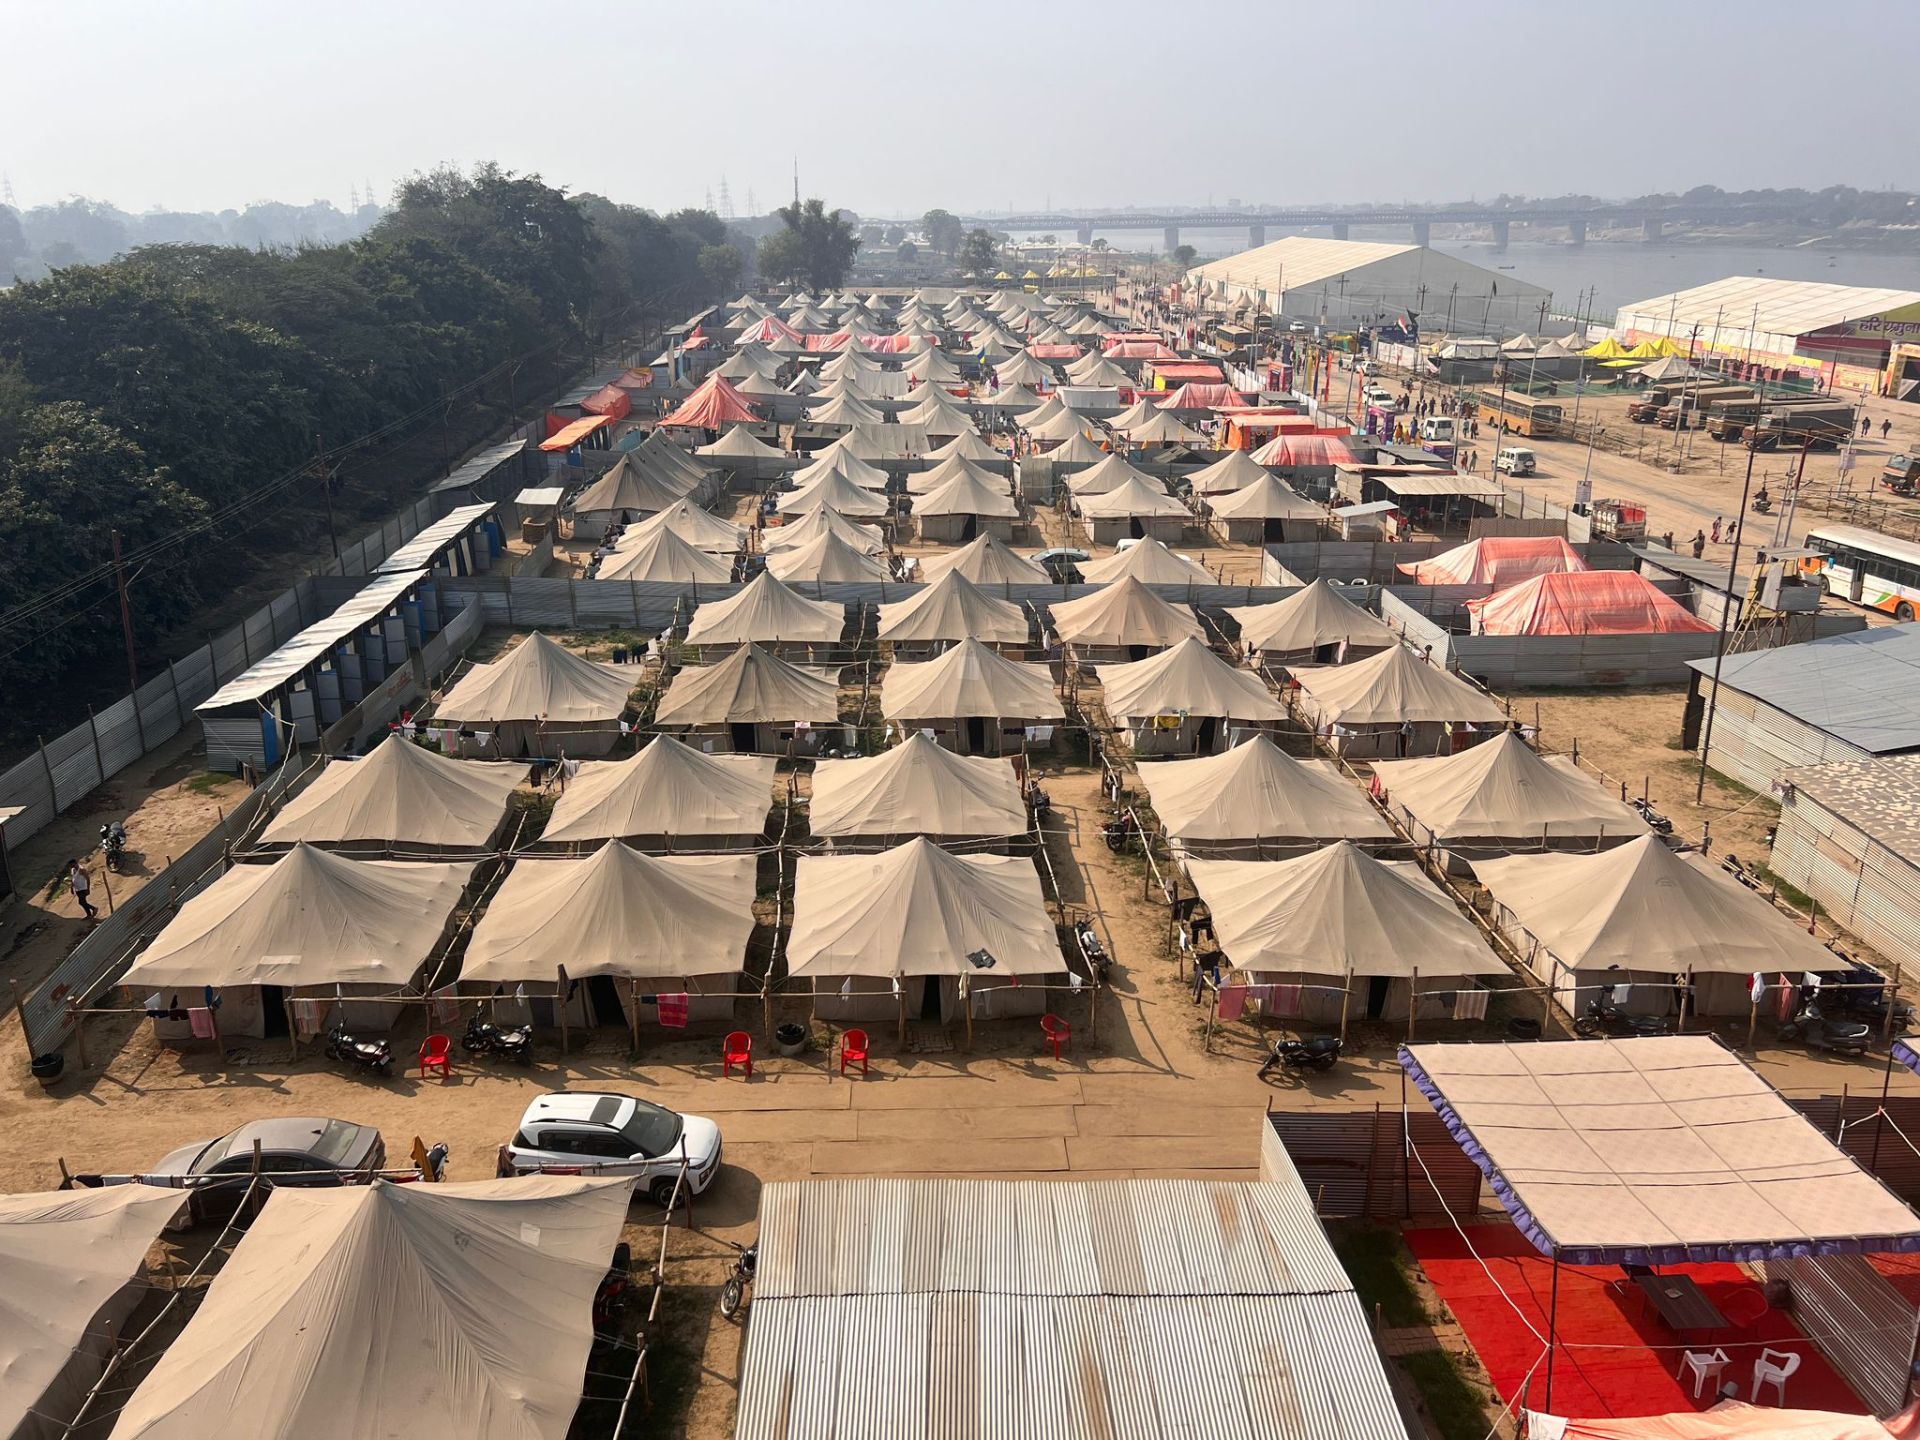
736 315 802 344
1466 570 1718 636
1144 360 1225 385
1527 1400 1919 1439
1248 432 1357 466
659 374 762 430
1397 536 1591 587
581 384 632 419
539 413 616 452
1158 383 1251 411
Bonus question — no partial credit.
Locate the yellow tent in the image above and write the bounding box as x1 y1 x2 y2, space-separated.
1624 339 1663 359
1022 269 1041 279
993 270 1013 280
1583 337 1629 359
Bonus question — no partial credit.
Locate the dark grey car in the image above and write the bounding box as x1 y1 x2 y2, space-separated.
140 1117 386 1222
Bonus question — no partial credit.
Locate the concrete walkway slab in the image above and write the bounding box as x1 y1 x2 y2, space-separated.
854 1107 1080 1141
807 1136 1071 1176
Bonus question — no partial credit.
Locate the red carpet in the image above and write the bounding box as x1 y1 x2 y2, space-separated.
1872 1252 1920 1305
1405 1224 1868 1419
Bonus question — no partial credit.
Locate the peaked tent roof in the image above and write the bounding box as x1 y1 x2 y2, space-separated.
1098 636 1286 722
123 843 474 989
805 393 886 427
761 504 886 556
1465 570 1716 636
1187 447 1275 496
683 572 847 646
1473 833 1835 975
906 454 1003 496
108 1176 634 1440
1397 536 1591 586
792 448 890 494
1227 578 1400 653
542 737 775 845
765 529 895 584
633 430 713 488
259 735 522 847
778 470 890 518
1027 407 1099 443
622 497 745 554
1293 643 1510 726
809 733 1028 838
1189 844 1503 976
1205 473 1324 523
927 429 1002 463
1066 355 1131 387
568 455 692 516
1075 473 1191 520
900 390 976 433
1049 576 1203 648
1046 430 1110 466
654 642 841 726
596 522 737 584
1078 538 1213 586
1370 729 1647 842
1067 454 1158 497
464 847 758 981
660 374 762 429
698 425 789 461
1249 433 1358 467
437 632 634 724
912 469 1019 519
1135 735 1393 844
0 1184 189 1440
877 571 1029 645
881 637 1062 721
917 533 1051 586
786 839 1059 979
1121 409 1206 445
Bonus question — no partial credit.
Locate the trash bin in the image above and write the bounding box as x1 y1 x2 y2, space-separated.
30 1053 63 1085
774 1023 807 1058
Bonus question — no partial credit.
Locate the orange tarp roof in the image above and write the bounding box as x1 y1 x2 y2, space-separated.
659 374 762 430
1465 570 1717 636
582 385 632 419
1397 536 1591 586
540 414 616 452
1247 432 1357 466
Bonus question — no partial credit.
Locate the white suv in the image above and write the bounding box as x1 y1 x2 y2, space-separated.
505 1092 723 1208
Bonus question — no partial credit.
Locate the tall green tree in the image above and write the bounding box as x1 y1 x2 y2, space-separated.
922 209 964 259
698 243 743 298
960 228 999 274
762 199 859 291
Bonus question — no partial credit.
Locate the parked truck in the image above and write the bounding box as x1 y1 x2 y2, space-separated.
1656 385 1755 429
1588 497 1648 543
1707 395 1842 443
1742 403 1856 452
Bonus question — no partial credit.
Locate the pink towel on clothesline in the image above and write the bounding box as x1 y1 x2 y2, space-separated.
1268 984 1302 1018
657 993 689 1028
188 1008 216 1039
1216 986 1248 1022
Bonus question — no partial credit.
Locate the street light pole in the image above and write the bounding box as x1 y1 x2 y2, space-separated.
1695 435 1762 802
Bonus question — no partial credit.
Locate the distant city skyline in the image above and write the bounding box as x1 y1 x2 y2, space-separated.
2 0 1911 220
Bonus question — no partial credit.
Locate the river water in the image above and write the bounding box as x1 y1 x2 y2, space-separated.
1010 226 1920 320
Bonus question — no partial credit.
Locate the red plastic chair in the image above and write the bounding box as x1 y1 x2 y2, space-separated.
419 1033 453 1079
840 1028 870 1077
723 1030 753 1077
1040 1014 1071 1059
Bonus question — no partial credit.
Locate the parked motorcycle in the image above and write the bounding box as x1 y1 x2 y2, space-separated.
1572 995 1670 1039
593 1242 634 1344
719 1241 758 1321
1630 797 1674 836
1074 919 1110 982
1259 1036 1343 1077
1750 490 1773 515
1826 965 1916 1035
1101 811 1138 853
1779 998 1872 1057
1029 786 1053 825
324 1022 393 1077
462 1014 533 1065
98 821 128 874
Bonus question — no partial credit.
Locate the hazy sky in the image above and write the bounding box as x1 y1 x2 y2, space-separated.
2 0 1911 217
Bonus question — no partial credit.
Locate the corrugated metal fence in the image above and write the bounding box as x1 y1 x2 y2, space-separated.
18 753 315 1058
1761 1252 1918 1414
1266 1107 1484 1220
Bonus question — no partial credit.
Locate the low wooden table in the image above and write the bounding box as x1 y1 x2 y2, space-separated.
1634 1272 1729 1333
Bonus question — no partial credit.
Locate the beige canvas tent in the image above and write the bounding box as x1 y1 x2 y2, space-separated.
1120 408 1205 447
777 470 891 521
764 529 894 584
1371 730 1646 861
1135 735 1393 857
1292 643 1508 758
809 733 1027 847
683 572 847 656
877 572 1029 652
906 455 1004 497
1097 637 1286 755
792 448 890 493
759 503 886 558
1205 474 1324 543
564 455 690 539
900 389 975 438
539 736 775 850
1077 538 1213 587
1228 579 1399 662
1048 576 1202 660
697 425 787 462
788 839 1063 1029
122 843 474 1037
805 393 885 429
1066 453 1154 498
257 735 522 853
595 522 737 584
106 1176 634 1440
880 638 1063 756
926 429 1002 463
654 642 842 754
911 471 1019 546
433 632 635 758
0 1184 187 1440
463 847 758 1030
916 533 1049 586
1075 474 1190 545
621 496 745 555
1474 834 1838 1018
631 430 714 495
1188 845 1504 1032
1186 448 1273 496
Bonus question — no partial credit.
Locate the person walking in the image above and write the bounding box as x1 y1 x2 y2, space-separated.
1710 516 1723 544
1691 529 1707 559
66 858 97 921
1726 519 1740 547
1884 419 1895 441
1864 414 1873 437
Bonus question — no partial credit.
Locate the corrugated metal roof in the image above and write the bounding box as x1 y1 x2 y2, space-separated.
737 1176 1407 1440
375 503 496 575
197 569 428 712
1189 235 1549 306
1369 471 1505 499
1689 625 1920 754
1618 276 1920 343
1786 752 1920 863
427 438 528 495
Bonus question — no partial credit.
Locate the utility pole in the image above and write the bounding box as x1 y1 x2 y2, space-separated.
110 530 140 696
1695 435 1762 801
313 434 341 563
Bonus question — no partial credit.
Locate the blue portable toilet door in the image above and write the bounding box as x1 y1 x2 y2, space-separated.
260 706 282 768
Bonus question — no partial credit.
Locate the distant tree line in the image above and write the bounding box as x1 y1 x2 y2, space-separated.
0 162 751 704
0 197 385 283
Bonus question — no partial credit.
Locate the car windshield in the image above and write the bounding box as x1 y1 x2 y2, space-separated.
310 1121 370 1167
187 1135 237 1175
617 1099 685 1159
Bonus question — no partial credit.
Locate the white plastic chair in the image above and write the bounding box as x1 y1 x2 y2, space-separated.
1752 1348 1801 1405
1677 1347 1729 1400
